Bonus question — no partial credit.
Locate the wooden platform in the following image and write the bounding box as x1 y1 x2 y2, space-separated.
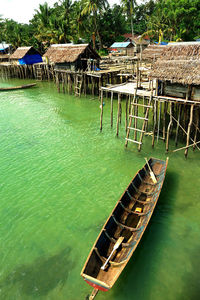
101 82 155 97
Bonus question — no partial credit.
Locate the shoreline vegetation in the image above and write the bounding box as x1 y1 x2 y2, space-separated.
0 0 199 54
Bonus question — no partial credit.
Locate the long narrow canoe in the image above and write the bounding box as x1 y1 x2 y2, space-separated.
0 83 36 91
81 157 168 294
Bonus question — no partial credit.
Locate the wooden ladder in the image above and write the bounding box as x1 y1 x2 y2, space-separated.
36 66 42 81
125 91 153 151
75 73 83 97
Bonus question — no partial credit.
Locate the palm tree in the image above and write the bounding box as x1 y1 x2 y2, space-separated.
121 0 137 37
35 2 50 28
81 0 108 49
141 8 173 44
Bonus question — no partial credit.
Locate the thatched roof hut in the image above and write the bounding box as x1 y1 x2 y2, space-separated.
140 44 166 61
149 43 200 101
149 44 200 85
43 44 100 71
0 54 9 63
10 47 42 65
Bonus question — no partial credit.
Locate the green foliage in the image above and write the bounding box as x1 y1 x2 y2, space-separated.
143 0 200 42
0 0 199 51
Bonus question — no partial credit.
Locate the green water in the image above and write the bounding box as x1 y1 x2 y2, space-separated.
0 78 199 300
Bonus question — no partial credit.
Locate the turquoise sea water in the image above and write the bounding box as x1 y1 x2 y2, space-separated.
0 78 199 300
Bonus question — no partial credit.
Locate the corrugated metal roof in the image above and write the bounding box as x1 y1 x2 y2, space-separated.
110 42 132 48
0 43 11 50
168 41 200 46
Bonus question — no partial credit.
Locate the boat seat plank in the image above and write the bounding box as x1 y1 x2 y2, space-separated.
119 201 152 215
103 229 137 248
112 215 142 232
131 182 155 196
126 190 154 205
94 248 130 267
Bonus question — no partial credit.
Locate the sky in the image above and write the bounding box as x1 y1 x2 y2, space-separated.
0 0 144 24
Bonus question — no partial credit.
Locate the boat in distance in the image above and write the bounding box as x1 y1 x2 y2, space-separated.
81 157 168 293
0 83 36 91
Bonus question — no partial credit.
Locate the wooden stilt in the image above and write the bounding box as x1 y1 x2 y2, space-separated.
119 100 122 124
125 95 128 132
111 91 113 128
163 101 167 142
185 104 194 158
175 104 182 146
152 98 157 148
117 93 121 136
169 112 200 151
166 102 173 152
100 90 103 131
193 107 199 151
157 100 161 142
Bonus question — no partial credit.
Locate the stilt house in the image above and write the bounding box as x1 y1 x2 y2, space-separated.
149 43 200 102
140 44 167 62
109 42 135 56
43 44 100 71
10 47 43 65
124 34 150 53
0 43 12 63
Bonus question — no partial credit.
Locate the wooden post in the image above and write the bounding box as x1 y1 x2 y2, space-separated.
100 90 103 131
125 95 128 132
166 102 173 152
185 104 194 158
111 91 113 128
175 103 182 146
155 79 159 96
163 101 167 142
62 73 65 93
117 93 121 136
193 106 199 151
92 77 95 98
119 100 122 124
128 94 131 115
157 100 161 142
152 98 157 148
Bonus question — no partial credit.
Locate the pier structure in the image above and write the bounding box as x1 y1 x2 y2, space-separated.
99 43 200 157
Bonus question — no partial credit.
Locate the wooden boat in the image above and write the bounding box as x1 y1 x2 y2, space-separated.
81 157 168 297
0 83 36 91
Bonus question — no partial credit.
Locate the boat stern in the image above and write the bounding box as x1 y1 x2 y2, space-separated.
81 274 110 292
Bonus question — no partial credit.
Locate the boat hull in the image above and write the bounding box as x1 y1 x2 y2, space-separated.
81 158 168 292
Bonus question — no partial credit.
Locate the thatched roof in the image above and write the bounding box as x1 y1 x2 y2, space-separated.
149 44 200 85
43 44 100 63
124 34 150 45
10 47 40 59
140 44 166 61
0 54 9 59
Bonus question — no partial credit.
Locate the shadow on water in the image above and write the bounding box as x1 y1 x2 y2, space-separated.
178 246 200 300
0 247 74 298
109 171 178 300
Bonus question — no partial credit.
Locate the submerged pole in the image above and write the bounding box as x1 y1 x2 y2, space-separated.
185 104 194 158
100 90 103 131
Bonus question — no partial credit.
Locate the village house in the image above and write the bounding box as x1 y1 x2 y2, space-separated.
123 33 150 52
109 42 135 56
43 44 100 71
10 47 43 65
0 42 12 63
149 42 200 102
